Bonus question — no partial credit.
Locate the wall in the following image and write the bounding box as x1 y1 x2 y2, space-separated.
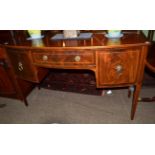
142 30 155 41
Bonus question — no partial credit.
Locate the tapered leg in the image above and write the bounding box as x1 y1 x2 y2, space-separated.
131 84 141 120
128 88 131 98
37 83 41 90
23 98 28 106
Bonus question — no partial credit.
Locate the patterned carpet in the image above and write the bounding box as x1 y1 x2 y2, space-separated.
40 69 103 96
40 69 155 99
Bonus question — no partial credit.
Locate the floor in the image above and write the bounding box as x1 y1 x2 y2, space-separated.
0 87 155 124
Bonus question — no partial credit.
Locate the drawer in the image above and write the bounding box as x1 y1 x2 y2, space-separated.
32 50 95 66
6 47 48 83
97 48 140 86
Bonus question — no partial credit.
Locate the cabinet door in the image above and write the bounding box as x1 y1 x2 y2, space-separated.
97 48 140 86
0 59 15 95
6 48 48 83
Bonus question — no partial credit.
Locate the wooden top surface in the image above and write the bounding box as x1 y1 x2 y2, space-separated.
3 31 150 49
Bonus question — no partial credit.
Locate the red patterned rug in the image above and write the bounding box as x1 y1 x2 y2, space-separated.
40 68 155 97
40 69 103 96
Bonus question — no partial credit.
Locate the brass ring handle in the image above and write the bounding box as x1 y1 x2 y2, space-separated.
18 62 23 71
74 55 81 62
42 55 48 61
115 64 123 73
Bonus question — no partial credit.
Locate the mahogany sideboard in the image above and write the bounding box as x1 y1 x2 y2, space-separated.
1 31 150 119
0 31 37 106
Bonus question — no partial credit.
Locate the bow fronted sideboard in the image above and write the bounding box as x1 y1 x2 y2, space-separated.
0 31 150 119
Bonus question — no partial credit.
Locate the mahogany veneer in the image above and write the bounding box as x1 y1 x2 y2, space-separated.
0 46 34 106
2 30 150 119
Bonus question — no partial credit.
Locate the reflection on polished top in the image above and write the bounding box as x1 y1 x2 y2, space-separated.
7 31 149 48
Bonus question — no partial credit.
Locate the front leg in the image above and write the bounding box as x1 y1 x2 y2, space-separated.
131 84 142 120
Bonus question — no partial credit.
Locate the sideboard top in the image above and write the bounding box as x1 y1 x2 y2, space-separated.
1 30 150 49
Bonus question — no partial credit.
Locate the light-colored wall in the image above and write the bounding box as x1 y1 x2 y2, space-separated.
142 30 155 41
142 30 148 37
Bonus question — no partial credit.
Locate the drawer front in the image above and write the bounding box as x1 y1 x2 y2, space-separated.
6 48 48 83
32 50 95 66
98 48 140 86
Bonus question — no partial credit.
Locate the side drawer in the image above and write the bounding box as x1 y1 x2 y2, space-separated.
6 47 48 83
97 48 140 86
32 50 95 66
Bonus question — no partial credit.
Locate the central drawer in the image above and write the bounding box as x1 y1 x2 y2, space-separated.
32 50 95 66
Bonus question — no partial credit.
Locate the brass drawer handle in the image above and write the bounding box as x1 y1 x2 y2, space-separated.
18 62 23 71
42 55 48 61
115 64 123 73
74 55 81 62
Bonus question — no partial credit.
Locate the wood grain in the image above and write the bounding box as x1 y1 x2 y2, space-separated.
1 30 150 119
